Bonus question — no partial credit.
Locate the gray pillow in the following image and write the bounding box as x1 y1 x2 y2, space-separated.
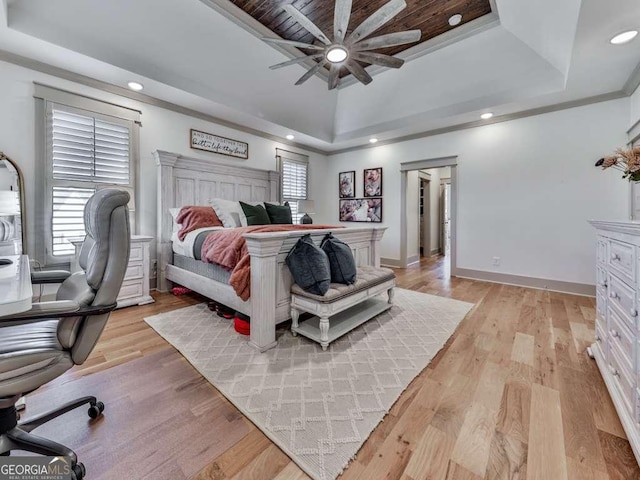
321 233 357 285
286 234 331 295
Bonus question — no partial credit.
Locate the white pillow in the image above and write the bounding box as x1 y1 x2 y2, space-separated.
169 208 182 233
210 198 244 228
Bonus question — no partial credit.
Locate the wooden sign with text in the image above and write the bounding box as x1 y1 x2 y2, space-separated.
190 129 249 159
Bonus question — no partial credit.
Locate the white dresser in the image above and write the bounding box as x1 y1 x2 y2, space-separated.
73 235 154 309
590 220 640 465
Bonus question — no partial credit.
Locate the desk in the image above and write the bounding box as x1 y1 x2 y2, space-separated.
0 255 32 316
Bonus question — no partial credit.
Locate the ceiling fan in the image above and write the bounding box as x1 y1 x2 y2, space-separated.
262 0 421 90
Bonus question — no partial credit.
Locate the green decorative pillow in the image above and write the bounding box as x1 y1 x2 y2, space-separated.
264 202 293 224
240 202 271 226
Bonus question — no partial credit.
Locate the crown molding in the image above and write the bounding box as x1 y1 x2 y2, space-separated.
329 90 628 155
624 59 640 96
0 48 330 156
0 47 631 158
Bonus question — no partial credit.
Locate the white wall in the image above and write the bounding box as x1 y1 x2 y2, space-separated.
328 99 630 285
0 60 329 282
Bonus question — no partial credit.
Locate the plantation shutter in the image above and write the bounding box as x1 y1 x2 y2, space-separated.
48 106 133 258
52 186 95 256
277 149 308 224
52 109 130 184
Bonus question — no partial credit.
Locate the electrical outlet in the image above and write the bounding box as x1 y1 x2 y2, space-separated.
492 257 501 267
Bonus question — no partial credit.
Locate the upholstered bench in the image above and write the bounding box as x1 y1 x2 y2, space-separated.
290 266 396 350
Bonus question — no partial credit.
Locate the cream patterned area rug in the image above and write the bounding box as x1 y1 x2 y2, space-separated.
144 288 473 480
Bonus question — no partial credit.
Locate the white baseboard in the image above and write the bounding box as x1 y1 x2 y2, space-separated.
407 254 420 266
380 257 403 268
454 268 596 297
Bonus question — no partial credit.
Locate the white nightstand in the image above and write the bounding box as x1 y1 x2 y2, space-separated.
72 235 154 309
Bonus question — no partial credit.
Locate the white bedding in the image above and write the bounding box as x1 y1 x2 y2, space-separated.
171 226 224 258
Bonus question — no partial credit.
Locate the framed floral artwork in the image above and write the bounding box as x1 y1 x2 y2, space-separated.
339 171 355 198
339 198 382 223
363 167 382 197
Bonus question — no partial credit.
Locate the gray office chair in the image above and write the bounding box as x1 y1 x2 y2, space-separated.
0 188 130 480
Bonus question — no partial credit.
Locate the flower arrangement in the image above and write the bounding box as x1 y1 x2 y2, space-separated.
595 146 640 182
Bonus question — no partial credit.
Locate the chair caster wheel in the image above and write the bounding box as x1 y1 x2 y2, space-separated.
71 462 86 480
88 401 105 419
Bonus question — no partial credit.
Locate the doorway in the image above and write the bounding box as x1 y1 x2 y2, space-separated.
400 157 458 276
415 167 452 274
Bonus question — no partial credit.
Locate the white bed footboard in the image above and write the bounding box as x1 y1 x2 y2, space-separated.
244 227 386 351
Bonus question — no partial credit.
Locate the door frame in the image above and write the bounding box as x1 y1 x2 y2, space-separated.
400 156 458 271
419 172 431 257
441 178 452 255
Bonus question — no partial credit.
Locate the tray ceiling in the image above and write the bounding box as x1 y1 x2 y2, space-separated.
231 0 493 60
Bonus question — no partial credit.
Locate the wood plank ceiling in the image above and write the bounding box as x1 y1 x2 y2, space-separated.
232 0 493 77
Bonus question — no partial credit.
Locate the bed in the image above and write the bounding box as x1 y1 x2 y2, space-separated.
155 150 386 352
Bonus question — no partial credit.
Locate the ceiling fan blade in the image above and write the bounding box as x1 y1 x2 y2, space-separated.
345 60 373 85
328 64 340 90
353 30 421 51
295 60 328 85
270 54 325 70
283 4 332 45
347 0 407 45
334 0 353 43
351 51 404 68
262 37 326 51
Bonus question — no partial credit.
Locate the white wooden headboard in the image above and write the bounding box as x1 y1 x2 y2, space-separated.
154 150 280 290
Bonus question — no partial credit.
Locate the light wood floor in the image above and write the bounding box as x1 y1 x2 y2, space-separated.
35 255 640 479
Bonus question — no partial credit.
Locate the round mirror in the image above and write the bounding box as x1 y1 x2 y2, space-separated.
0 153 26 255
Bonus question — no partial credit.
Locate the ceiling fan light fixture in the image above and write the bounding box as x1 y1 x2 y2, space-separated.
369 138 379 144
610 30 638 45
481 112 494 120
264 0 421 89
448 14 463 27
326 46 349 63
286 134 295 140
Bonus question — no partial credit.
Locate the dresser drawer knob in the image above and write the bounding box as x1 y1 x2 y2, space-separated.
600 281 608 288
631 308 638 317
611 329 620 339
611 253 621 261
610 291 620 300
596 334 602 342
610 365 620 377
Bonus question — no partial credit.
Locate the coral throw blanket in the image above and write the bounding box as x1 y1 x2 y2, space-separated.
201 225 339 301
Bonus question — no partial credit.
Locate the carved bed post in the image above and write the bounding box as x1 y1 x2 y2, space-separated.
154 150 179 292
244 235 285 352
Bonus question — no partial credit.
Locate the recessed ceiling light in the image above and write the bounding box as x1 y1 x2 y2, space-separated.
481 112 494 120
326 46 348 63
369 138 379 144
286 134 295 141
449 14 463 27
127 81 144 91
610 30 638 45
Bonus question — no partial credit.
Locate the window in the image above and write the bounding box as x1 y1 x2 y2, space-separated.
277 149 309 224
35 85 140 265
49 108 132 257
